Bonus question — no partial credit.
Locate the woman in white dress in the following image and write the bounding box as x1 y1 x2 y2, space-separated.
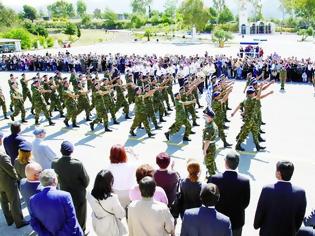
87 170 126 236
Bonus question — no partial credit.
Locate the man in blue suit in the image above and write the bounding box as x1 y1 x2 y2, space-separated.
209 150 250 236
180 183 232 236
254 160 307 236
29 169 83 236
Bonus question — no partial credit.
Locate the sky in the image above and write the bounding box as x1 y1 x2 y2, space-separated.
1 0 283 19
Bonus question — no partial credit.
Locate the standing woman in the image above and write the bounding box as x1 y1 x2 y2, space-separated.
14 141 33 180
87 170 126 236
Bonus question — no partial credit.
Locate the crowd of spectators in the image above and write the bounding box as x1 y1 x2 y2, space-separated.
1 52 314 84
0 122 314 236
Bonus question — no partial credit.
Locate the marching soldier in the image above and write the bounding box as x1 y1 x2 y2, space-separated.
10 82 27 123
31 80 55 126
101 78 119 124
202 108 218 176
0 86 8 119
42 75 51 105
76 81 91 122
20 74 33 114
63 80 79 128
114 77 130 120
143 84 161 130
164 92 195 142
48 77 64 118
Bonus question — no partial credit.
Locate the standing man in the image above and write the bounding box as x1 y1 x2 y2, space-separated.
32 128 58 170
202 108 218 176
3 122 26 165
254 161 307 236
128 176 174 236
209 151 250 236
0 132 29 228
29 169 83 236
180 183 232 236
52 141 90 234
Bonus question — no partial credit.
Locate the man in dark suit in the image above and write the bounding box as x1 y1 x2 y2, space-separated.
209 150 250 236
180 183 232 236
3 122 25 165
29 169 83 235
0 132 28 228
52 141 90 234
254 160 307 236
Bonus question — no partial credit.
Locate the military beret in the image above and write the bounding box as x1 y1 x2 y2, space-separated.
135 87 142 93
174 92 180 97
33 127 45 135
10 74 14 77
251 80 258 86
203 108 215 118
63 77 68 80
144 84 150 89
179 86 185 92
184 81 189 86
49 77 54 80
246 86 256 94
43 75 48 78
102 77 108 81
219 74 225 78
213 83 219 89
21 73 25 76
211 75 217 80
212 91 221 98
60 141 74 155
19 141 32 152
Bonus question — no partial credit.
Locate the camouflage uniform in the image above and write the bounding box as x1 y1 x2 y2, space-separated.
168 99 192 138
153 86 166 122
70 73 79 92
279 68 287 90
115 85 129 116
0 88 8 118
42 81 51 105
203 120 218 176
48 81 63 117
126 76 135 104
182 93 197 124
76 86 91 121
166 76 175 106
11 89 26 121
100 84 117 122
63 88 78 126
20 77 32 104
130 94 151 135
55 76 64 108
212 100 228 144
144 91 159 128
31 85 52 125
90 90 109 129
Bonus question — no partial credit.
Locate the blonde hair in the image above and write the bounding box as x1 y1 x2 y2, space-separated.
18 150 32 165
187 159 200 182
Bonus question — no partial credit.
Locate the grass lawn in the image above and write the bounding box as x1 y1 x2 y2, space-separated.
48 29 116 47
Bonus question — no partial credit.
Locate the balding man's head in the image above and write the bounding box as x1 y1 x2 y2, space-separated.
25 162 42 181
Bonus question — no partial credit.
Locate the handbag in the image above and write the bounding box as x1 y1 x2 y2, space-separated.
169 179 183 219
97 200 128 235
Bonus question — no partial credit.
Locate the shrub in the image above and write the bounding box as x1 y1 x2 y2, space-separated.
46 36 54 47
297 26 314 41
203 23 214 33
211 27 233 48
3 28 34 49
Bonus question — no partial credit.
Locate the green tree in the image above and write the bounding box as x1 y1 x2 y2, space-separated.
64 22 77 36
3 28 34 49
130 14 147 28
103 8 118 29
297 26 314 41
179 0 209 31
211 27 233 47
81 15 91 26
144 28 153 41
77 25 81 38
0 3 19 28
293 0 315 25
209 7 218 24
164 0 177 17
47 0 75 18
76 0 87 18
217 5 234 24
131 0 152 15
94 8 102 19
213 0 225 13
23 5 37 22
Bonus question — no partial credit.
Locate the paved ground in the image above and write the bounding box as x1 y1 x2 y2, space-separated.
0 69 314 235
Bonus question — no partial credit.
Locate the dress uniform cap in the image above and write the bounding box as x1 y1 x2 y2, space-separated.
60 141 74 155
246 86 256 94
33 127 45 135
212 91 221 98
203 108 215 118
19 141 32 152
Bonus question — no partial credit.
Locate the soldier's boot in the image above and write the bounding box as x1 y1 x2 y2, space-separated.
190 131 196 134
167 107 173 111
223 125 229 129
261 121 266 125
105 126 112 132
258 136 266 142
259 129 266 134
129 130 136 136
160 117 166 122
148 132 155 138
198 104 204 109
64 119 70 128
227 107 232 111
138 124 143 129
164 132 170 141
192 121 200 127
35 118 40 126
72 121 80 128
54 108 59 112
125 114 131 120
155 124 162 130
60 112 65 118
235 143 245 151
10 115 14 121
225 118 230 123
223 141 233 148
48 120 55 126
90 122 95 131
235 134 240 140
21 119 28 123
4 114 9 119
113 119 120 125
86 115 92 122
165 112 170 116
49 111 52 117
255 143 266 152
31 108 34 115
183 136 191 142
10 105 13 112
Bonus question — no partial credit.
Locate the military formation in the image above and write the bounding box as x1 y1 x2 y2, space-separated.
1 57 277 177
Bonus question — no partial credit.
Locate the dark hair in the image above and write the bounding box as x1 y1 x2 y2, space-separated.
91 170 114 200
136 164 155 183
276 161 294 181
10 123 21 135
156 152 171 169
109 144 127 164
225 151 240 170
200 183 220 207
187 160 200 182
139 176 156 198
